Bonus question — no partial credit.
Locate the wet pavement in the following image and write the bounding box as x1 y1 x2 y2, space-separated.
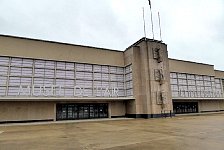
0 113 224 150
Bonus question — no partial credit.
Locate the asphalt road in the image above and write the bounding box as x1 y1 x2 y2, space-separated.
0 113 224 150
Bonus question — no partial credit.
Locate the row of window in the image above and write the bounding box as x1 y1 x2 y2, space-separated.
2 77 132 89
170 72 223 98
0 66 132 80
0 56 133 97
171 78 221 88
170 72 216 81
0 57 132 74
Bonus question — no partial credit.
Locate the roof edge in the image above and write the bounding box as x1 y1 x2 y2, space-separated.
0 34 123 53
125 37 166 50
169 58 214 67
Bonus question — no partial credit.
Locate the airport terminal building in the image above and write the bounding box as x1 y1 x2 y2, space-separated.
0 35 224 123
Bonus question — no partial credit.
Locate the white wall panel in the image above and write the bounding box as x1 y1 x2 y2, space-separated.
178 73 186 79
56 62 66 70
11 58 22 66
34 68 45 77
110 74 116 81
9 77 20 86
94 73 101 80
187 80 195 86
33 78 44 86
45 69 55 78
84 80 92 88
84 64 92 72
35 60 45 68
118 89 125 97
117 82 125 89
215 84 221 89
172 91 179 97
117 74 124 81
102 73 109 81
65 79 74 87
125 65 132 74
188 85 196 91
64 88 74 96
94 81 101 87
171 85 178 91
170 78 178 84
126 81 133 89
203 76 211 81
56 70 65 78
102 81 109 87
20 77 32 86
110 82 117 88
197 86 204 91
110 66 117 73
204 81 211 86
125 73 132 81
0 86 6 96
84 72 93 80
117 67 124 74
10 67 22 76
22 59 33 67
170 73 177 78
179 85 188 91
196 75 203 80
55 88 65 96
0 57 9 65
0 76 7 85
44 78 54 86
76 80 85 87
83 88 92 96
76 63 85 71
126 89 133 96
22 68 32 76
178 79 187 85
215 79 221 84
66 63 74 70
76 71 84 79
101 66 109 73
56 79 65 86
65 70 74 79
93 65 101 72
0 66 8 75
187 74 195 79
8 86 19 96
196 80 203 86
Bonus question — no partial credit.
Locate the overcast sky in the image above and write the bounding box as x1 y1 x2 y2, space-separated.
0 0 224 70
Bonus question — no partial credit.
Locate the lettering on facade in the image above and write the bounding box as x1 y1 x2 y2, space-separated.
152 46 163 63
178 90 222 98
17 84 119 97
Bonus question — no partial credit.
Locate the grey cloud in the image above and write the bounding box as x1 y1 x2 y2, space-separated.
0 0 224 70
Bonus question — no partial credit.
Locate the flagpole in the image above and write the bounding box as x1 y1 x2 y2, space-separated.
142 7 147 40
158 12 162 42
148 0 155 40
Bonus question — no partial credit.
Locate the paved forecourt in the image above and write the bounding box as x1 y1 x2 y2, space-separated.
0 113 224 150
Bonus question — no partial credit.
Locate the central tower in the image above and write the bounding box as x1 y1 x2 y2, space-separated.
124 38 173 118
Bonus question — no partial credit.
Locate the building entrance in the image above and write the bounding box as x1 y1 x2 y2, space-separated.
173 102 198 114
56 103 108 120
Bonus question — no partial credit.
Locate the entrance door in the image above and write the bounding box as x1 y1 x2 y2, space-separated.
173 102 198 114
56 103 108 120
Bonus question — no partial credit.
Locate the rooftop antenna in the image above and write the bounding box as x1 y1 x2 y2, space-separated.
158 12 163 42
148 0 154 40
142 7 147 40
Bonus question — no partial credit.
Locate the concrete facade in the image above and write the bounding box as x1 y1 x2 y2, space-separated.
0 35 223 123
